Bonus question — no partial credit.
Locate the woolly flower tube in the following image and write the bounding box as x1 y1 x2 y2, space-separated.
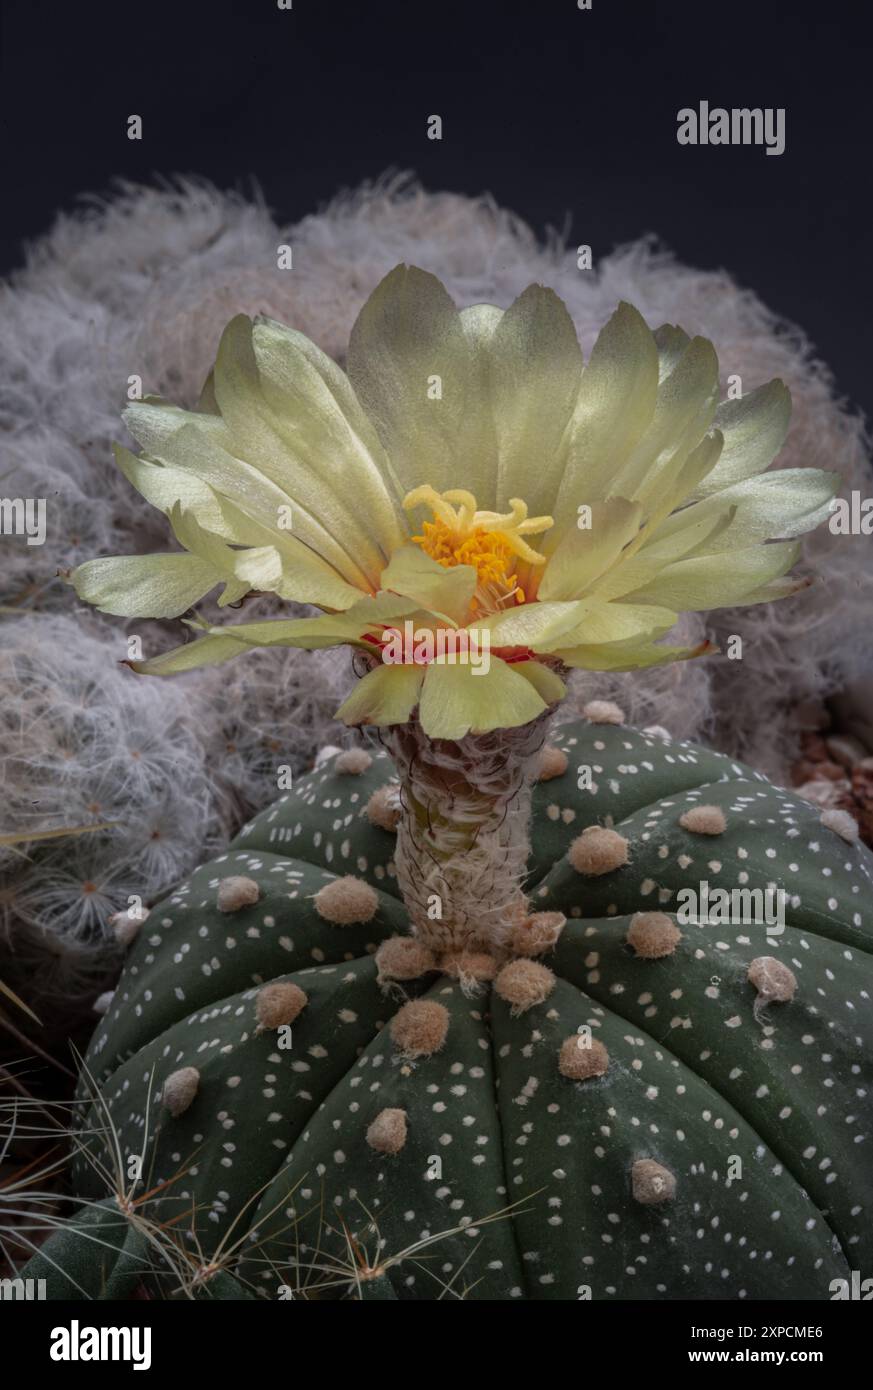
381 696 554 951
67 263 837 949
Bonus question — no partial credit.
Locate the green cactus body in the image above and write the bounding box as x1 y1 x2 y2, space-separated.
33 716 872 1300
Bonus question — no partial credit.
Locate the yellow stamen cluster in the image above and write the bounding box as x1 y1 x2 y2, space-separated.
403 486 553 611
416 519 519 586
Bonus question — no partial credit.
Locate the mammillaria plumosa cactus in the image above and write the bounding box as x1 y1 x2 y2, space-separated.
25 268 872 1299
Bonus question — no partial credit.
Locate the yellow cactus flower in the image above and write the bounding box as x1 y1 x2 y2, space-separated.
71 265 837 740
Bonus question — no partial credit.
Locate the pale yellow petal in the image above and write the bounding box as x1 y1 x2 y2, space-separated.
347 265 471 498
610 334 719 503
378 544 476 626
418 656 548 739
213 316 390 585
165 505 249 608
252 315 408 549
633 428 723 521
534 597 678 651
511 660 567 704
653 323 691 381
553 635 715 672
692 380 792 499
212 495 366 610
126 403 374 592
620 430 724 563
196 594 424 652
621 540 802 611
549 302 659 541
650 468 839 555
454 304 503 503
232 546 284 594
478 600 588 649
336 663 425 727
114 444 239 540
483 284 582 513
537 498 643 601
70 553 219 619
127 631 252 675
196 369 219 414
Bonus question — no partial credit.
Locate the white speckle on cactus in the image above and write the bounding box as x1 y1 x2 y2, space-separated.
93 990 114 1015
569 826 630 876
820 808 860 843
366 1107 408 1154
390 999 450 1057
627 913 682 959
334 748 372 775
679 804 727 835
632 1158 676 1205
366 783 402 831
255 982 308 1031
583 700 626 725
558 1035 609 1081
537 745 568 781
314 875 378 924
217 876 260 913
495 959 556 1014
375 936 437 981
163 1066 200 1117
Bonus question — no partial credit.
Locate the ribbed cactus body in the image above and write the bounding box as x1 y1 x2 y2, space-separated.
29 716 873 1300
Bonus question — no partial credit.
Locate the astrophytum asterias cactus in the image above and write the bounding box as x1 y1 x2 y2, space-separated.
25 712 873 1300
32 267 867 1300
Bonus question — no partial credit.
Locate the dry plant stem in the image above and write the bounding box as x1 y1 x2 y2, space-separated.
382 710 555 952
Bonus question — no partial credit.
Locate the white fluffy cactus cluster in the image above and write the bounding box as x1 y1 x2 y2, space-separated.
0 612 349 1020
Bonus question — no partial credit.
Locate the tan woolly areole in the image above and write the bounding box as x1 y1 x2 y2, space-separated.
366 783 402 832
163 1065 200 1117
110 908 147 948
314 875 378 924
748 955 797 1003
216 875 261 913
820 807 860 843
679 804 727 835
632 1158 677 1205
508 911 567 957
569 825 630 876
537 745 568 781
582 699 626 725
390 999 450 1057
642 724 671 741
255 981 308 1031
627 912 682 959
495 959 556 1013
366 1107 408 1155
558 1035 609 1080
375 935 437 981
334 747 372 775
439 950 498 983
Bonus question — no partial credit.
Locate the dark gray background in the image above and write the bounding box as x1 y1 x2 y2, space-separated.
1 0 870 423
